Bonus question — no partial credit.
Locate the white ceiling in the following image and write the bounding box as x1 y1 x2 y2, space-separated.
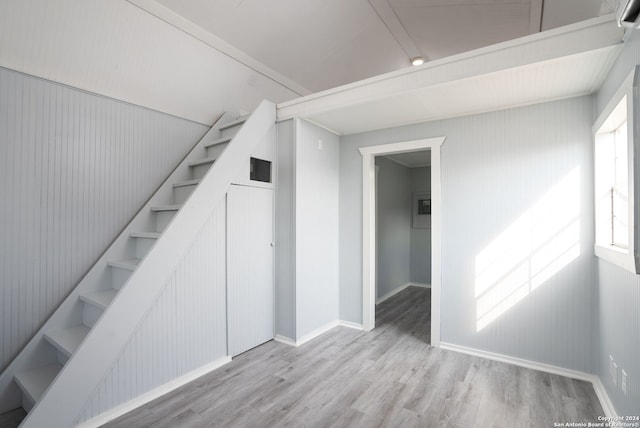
278 16 624 135
154 0 607 93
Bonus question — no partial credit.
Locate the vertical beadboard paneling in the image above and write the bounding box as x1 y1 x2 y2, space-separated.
340 96 596 373
74 204 227 424
275 119 296 339
410 166 431 284
596 260 640 416
0 67 208 372
375 156 411 299
595 29 640 417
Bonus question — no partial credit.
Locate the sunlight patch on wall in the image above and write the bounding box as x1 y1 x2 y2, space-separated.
475 167 581 332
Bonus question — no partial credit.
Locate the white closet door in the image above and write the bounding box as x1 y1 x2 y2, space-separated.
227 184 274 356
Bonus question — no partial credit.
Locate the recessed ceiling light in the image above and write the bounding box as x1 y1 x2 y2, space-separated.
411 57 425 66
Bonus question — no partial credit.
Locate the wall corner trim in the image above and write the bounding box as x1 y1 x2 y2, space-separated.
440 342 618 418
74 356 232 428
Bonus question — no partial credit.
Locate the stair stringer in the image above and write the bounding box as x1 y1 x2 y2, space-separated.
0 111 232 415
76 201 229 426
19 100 276 428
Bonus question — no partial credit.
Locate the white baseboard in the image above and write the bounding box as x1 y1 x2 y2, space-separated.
273 334 297 347
296 321 340 346
376 283 411 304
409 282 431 288
591 376 618 417
440 342 617 418
274 321 340 347
274 319 364 347
376 282 432 304
75 356 232 428
338 320 364 330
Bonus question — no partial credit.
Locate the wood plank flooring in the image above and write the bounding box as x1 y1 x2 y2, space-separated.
103 286 603 427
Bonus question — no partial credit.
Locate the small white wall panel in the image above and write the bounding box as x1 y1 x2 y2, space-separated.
227 185 274 356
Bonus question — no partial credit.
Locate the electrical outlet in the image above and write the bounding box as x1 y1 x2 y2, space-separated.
613 362 618 386
318 139 323 150
621 369 627 395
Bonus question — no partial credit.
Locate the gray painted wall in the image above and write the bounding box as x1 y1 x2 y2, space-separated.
375 157 411 299
295 119 340 338
0 67 208 373
594 30 640 416
410 166 431 284
340 96 596 373
275 119 296 339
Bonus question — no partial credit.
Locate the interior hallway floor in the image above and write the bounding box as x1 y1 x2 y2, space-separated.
100 286 603 427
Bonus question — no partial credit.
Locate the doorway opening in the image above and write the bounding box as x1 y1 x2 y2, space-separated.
375 150 432 341
359 137 444 346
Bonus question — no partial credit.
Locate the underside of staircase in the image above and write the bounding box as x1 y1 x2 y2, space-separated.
0 100 276 427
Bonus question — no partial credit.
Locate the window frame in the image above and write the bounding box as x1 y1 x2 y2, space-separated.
593 66 640 274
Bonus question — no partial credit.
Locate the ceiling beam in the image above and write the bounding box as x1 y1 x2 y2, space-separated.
530 0 544 34
368 0 424 62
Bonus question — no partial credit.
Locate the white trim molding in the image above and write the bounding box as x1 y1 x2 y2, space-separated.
75 356 232 428
338 320 364 331
409 282 431 289
440 342 618 418
274 335 298 347
274 320 364 348
376 283 413 304
375 282 431 305
591 376 619 418
359 137 445 347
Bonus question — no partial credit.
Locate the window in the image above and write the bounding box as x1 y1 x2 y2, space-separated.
593 67 640 273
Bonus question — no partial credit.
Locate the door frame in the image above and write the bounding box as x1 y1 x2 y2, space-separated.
359 137 445 346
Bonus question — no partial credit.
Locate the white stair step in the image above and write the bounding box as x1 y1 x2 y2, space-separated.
130 231 161 239
107 258 141 271
44 325 90 358
173 179 200 189
15 363 62 405
219 117 247 131
204 137 231 149
188 157 216 168
150 205 181 212
80 288 118 310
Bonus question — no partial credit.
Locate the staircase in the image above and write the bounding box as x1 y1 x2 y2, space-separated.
0 101 275 427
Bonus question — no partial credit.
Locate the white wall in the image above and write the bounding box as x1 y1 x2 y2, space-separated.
275 120 296 339
0 0 301 126
594 29 640 417
295 120 340 339
0 67 208 373
375 157 411 299
410 166 431 285
340 96 597 373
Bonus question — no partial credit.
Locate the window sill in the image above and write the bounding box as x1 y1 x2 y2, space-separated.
594 244 640 274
